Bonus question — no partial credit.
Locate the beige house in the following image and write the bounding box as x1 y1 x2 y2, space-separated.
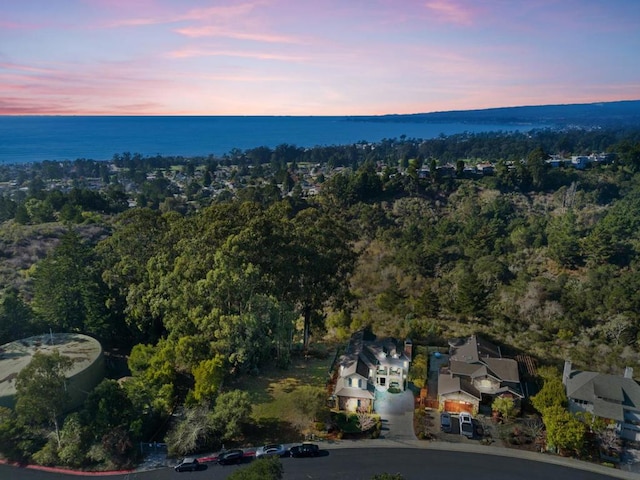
437 335 523 414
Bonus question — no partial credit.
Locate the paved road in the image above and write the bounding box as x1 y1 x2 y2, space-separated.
1 448 631 480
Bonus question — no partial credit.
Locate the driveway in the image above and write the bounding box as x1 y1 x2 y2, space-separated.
374 388 417 442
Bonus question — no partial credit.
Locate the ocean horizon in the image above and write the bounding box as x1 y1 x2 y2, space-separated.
0 116 540 164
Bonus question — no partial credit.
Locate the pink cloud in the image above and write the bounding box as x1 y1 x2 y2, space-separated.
424 0 475 25
106 1 264 28
174 25 300 44
166 47 308 62
0 58 178 115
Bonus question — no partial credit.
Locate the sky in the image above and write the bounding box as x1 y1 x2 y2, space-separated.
1 0 639 116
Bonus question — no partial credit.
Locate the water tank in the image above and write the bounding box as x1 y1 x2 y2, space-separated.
0 333 104 410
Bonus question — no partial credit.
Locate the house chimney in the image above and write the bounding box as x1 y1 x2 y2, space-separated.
624 367 634 379
404 339 413 362
562 360 572 385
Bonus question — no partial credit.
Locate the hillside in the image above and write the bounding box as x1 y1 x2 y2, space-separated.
352 99 640 128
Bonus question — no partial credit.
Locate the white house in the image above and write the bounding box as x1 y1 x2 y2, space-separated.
334 330 412 412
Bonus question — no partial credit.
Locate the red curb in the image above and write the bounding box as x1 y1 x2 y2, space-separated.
0 458 134 476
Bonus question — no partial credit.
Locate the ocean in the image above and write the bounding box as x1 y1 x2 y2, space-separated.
0 116 537 164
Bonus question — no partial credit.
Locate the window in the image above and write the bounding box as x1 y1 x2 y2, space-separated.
348 378 352 387
380 378 386 386
358 379 362 388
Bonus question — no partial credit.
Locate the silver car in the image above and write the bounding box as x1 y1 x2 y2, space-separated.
255 443 287 459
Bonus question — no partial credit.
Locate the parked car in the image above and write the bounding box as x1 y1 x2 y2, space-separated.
218 449 245 465
459 412 474 438
289 443 320 458
440 412 452 433
255 444 287 459
174 457 204 472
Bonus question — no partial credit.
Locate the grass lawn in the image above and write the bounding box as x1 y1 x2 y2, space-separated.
231 344 338 444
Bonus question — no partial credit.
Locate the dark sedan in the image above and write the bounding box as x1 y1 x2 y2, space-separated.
289 443 320 458
217 449 245 465
174 457 207 472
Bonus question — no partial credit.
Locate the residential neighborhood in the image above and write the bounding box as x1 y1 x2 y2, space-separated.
327 330 640 473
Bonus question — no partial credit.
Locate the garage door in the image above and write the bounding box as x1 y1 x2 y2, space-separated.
444 400 473 414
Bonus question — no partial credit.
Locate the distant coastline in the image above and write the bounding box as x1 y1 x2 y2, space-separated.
2 100 639 164
0 116 538 164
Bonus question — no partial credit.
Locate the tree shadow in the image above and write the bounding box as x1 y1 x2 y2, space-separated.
243 417 302 445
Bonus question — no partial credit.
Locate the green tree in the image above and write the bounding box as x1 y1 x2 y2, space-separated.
543 405 586 455
82 379 135 441
227 456 283 480
526 146 549 189
0 289 36 345
0 195 16 221
0 406 28 462
58 413 89 467
491 396 517 421
124 340 176 416
97 208 173 343
15 351 73 448
24 198 55 223
192 355 226 404
14 203 30 224
453 269 487 317
31 230 112 341
531 368 567 413
290 208 356 349
210 390 252 441
546 211 582 268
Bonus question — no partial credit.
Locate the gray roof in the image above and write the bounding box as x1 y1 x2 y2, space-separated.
484 357 520 383
334 378 375 400
566 370 640 421
449 354 520 384
438 373 481 400
449 360 480 377
449 334 500 363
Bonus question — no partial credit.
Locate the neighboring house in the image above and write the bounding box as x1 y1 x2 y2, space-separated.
437 335 523 414
563 361 640 441
334 330 412 412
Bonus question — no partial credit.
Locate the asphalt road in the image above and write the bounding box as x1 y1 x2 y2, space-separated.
0 448 623 480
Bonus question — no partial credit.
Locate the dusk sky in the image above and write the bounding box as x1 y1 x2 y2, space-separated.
1 0 639 116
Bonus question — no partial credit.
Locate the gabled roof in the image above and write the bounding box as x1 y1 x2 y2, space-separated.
449 334 501 363
334 382 375 400
566 370 640 421
337 329 410 383
448 338 520 385
338 355 369 378
438 373 481 400
484 357 520 383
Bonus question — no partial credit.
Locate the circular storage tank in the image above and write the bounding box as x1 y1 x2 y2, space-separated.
0 333 105 410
